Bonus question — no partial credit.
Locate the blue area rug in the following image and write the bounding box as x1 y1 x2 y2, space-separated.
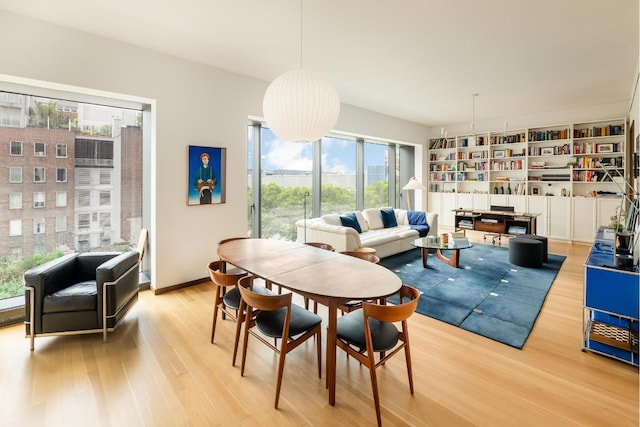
380 245 565 349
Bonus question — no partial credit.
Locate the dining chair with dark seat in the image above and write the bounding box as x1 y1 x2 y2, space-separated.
237 276 323 409
336 284 420 427
208 261 273 365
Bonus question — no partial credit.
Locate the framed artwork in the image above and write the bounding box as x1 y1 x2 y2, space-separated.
598 143 613 153
493 150 506 158
188 145 226 205
540 147 555 156
471 151 483 159
532 186 540 195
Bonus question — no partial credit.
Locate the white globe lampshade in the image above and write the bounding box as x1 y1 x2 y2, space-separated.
263 69 340 142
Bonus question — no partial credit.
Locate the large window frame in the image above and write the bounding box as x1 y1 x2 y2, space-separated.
247 121 415 240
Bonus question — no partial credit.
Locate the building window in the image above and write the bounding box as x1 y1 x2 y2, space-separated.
78 213 90 230
56 191 67 207
77 190 91 207
10 140 22 156
34 142 46 157
33 218 45 234
9 247 22 258
9 167 22 183
99 190 111 206
9 219 22 236
56 143 67 158
34 167 45 183
77 169 91 185
9 193 22 209
99 212 111 227
56 168 67 182
100 169 111 185
33 192 45 208
55 216 67 232
33 244 45 255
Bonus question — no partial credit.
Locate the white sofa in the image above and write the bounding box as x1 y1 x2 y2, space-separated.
295 208 438 258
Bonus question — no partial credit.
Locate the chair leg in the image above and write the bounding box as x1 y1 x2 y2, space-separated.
316 328 322 379
274 337 288 409
367 358 382 427
210 293 221 343
404 343 414 395
232 309 245 366
240 316 251 377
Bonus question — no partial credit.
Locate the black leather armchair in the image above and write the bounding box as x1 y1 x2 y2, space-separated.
24 251 140 351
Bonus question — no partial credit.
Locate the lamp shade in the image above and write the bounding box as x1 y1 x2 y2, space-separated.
263 69 340 142
402 177 425 190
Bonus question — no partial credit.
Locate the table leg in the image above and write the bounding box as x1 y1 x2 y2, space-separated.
421 247 428 268
327 302 338 405
436 248 460 268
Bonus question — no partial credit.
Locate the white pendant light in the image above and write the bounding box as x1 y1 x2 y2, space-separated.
263 69 340 142
262 0 340 142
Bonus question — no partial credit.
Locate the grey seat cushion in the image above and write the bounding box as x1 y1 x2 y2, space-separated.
337 308 399 352
255 304 322 338
223 284 274 310
43 280 97 313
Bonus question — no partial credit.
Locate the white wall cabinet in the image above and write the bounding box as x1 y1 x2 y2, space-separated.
572 198 597 242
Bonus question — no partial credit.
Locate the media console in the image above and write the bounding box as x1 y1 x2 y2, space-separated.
453 207 539 243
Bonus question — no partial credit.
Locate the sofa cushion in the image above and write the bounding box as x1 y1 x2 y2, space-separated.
410 224 430 237
380 208 398 228
322 213 341 226
43 280 97 313
362 208 384 230
344 211 369 232
340 213 362 233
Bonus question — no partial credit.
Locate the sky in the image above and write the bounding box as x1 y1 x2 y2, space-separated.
257 128 387 173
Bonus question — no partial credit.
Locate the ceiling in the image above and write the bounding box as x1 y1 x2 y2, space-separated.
1 0 638 127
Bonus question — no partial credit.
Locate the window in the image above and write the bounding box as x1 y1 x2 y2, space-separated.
33 192 45 208
364 142 390 209
99 212 111 228
33 218 46 234
56 168 67 182
9 193 22 209
34 167 45 183
321 136 356 215
9 167 22 183
56 143 67 158
55 191 67 207
78 213 90 230
99 190 111 206
77 169 91 185
10 140 22 156
55 216 67 232
0 105 22 127
9 220 22 236
34 142 46 157
33 244 45 255
77 190 91 207
100 169 111 185
9 247 22 258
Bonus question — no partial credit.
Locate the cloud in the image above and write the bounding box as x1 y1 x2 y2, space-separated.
263 140 312 170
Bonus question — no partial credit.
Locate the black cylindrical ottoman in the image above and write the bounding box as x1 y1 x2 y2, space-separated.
509 237 543 268
516 234 548 262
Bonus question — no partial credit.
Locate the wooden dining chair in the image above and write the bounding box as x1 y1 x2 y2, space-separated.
335 285 421 427
208 261 272 365
340 250 381 264
237 277 323 409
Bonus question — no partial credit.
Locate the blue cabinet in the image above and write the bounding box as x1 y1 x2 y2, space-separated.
583 227 639 366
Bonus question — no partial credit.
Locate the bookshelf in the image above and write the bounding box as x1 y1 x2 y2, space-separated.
427 117 627 197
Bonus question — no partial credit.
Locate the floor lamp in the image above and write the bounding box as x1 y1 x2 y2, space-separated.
403 177 425 211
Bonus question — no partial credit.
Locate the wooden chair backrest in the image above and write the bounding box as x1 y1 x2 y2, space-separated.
340 251 380 264
208 260 246 287
305 242 335 252
238 278 292 312
362 285 420 323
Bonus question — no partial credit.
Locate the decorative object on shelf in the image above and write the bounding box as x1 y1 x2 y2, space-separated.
540 147 555 156
187 145 226 205
262 0 340 142
494 150 506 158
403 177 426 210
598 143 614 153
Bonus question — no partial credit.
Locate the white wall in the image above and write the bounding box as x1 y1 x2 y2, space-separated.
0 11 429 290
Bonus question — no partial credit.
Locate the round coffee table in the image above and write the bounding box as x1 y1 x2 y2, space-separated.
411 237 473 268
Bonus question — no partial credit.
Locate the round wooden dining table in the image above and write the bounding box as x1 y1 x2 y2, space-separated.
217 238 402 406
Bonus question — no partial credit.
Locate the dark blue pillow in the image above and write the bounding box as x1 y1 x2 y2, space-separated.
380 208 397 228
407 210 427 226
340 213 362 233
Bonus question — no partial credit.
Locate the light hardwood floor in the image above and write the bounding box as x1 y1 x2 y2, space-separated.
1 232 638 426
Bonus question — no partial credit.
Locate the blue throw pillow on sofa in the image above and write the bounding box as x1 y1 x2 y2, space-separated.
380 208 397 228
340 213 362 233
